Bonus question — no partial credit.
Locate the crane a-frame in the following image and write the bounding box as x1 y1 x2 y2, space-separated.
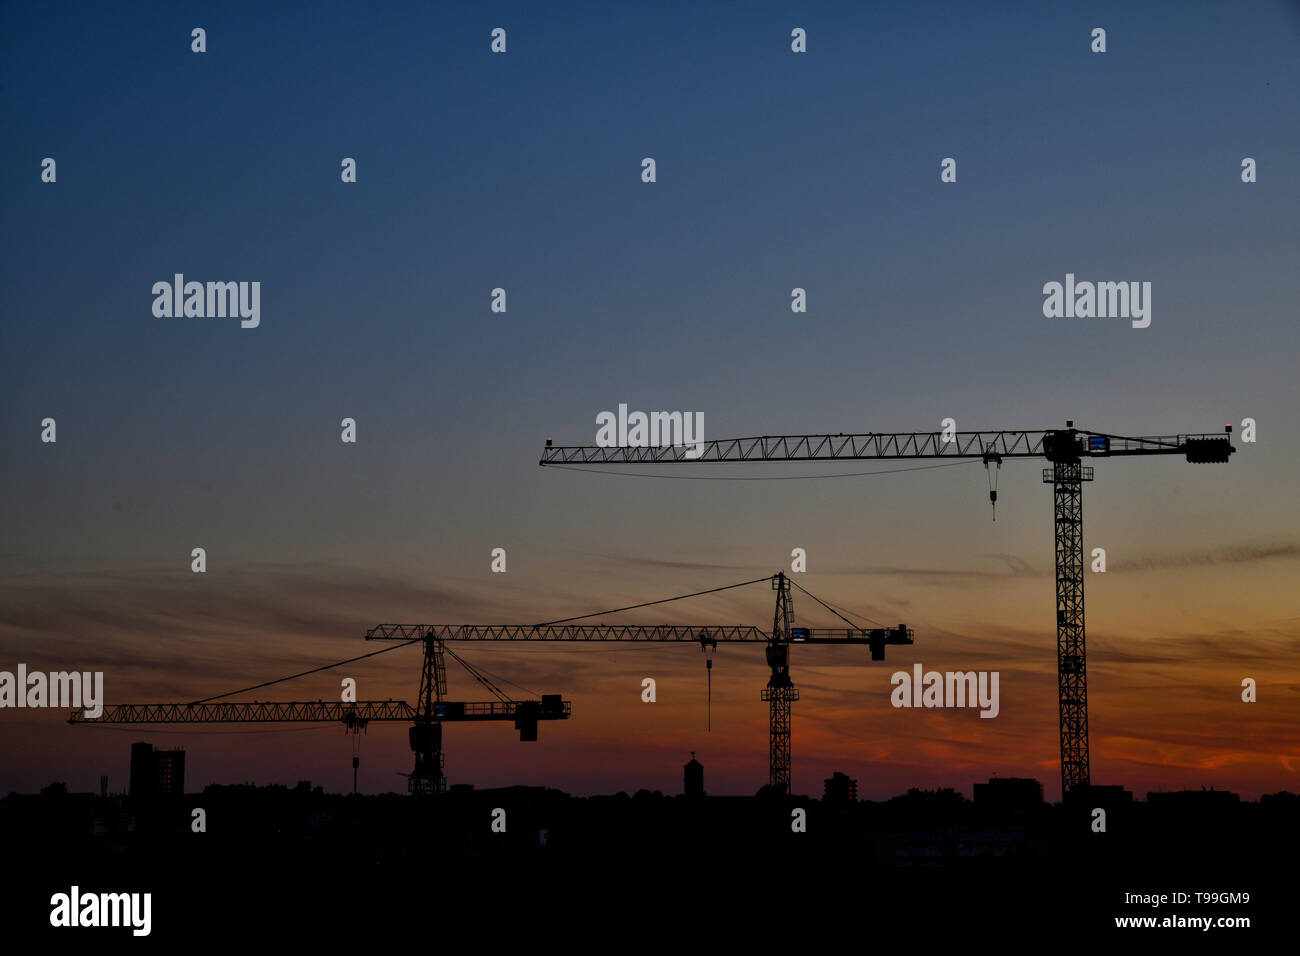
539 420 1235 796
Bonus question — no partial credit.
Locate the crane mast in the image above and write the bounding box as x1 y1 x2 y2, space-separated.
762 572 798 794
540 420 1235 797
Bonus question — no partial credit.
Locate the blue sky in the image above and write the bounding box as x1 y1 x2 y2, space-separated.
1 1 1297 797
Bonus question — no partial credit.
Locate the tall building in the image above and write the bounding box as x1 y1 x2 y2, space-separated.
129 742 151 797
129 742 186 798
824 771 858 803
684 752 704 797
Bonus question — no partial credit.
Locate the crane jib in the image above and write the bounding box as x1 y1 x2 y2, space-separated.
539 426 1234 465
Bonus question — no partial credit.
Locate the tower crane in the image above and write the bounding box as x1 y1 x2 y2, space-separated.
70 638 571 794
366 571 915 795
539 420 1235 797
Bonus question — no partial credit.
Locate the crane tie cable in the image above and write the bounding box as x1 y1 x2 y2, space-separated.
443 644 512 703
186 578 886 706
461 659 543 698
534 576 773 627
188 638 421 705
790 579 886 630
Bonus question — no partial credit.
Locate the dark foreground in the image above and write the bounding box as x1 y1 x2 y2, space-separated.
4 784 1292 942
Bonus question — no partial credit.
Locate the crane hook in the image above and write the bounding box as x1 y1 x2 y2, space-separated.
983 453 1002 522
699 632 717 731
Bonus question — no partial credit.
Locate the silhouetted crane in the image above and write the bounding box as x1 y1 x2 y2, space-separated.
366 571 914 795
70 641 571 793
540 420 1235 797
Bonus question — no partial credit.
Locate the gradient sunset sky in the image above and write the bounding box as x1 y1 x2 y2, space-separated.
2 1 1297 801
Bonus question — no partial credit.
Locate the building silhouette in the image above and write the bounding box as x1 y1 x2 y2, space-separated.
1147 787 1238 810
972 777 1044 808
130 742 185 798
684 753 703 797
824 771 858 803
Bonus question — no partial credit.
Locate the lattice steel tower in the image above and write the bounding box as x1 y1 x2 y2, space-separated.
761 572 800 794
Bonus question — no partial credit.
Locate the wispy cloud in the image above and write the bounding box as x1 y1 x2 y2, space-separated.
828 541 1300 584
1111 543 1300 572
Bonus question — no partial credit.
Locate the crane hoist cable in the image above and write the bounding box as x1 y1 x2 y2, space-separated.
983 452 1003 521
351 729 362 795
699 633 717 731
